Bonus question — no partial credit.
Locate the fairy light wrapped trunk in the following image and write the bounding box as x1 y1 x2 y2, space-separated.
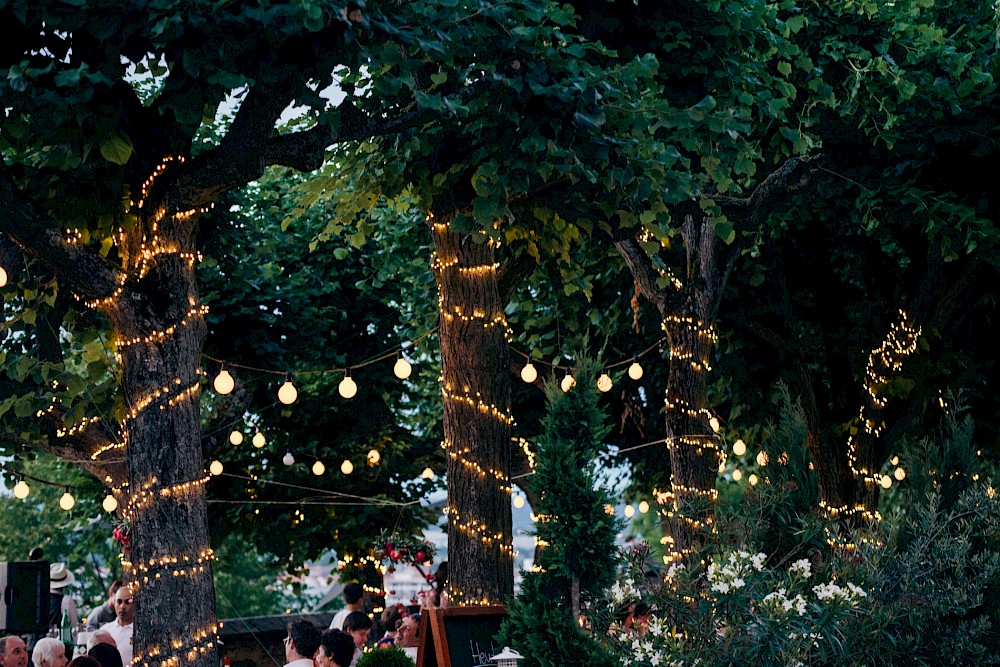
429 213 514 606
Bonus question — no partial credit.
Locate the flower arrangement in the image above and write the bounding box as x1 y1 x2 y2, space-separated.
374 532 435 575
112 519 131 554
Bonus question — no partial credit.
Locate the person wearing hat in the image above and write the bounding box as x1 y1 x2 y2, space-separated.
48 563 80 631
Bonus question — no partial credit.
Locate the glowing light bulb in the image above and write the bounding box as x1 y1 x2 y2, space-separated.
312 460 326 476
638 500 650 514
624 504 636 518
0 266 7 287
732 469 743 481
278 380 298 405
214 369 235 395
733 439 747 456
513 495 525 509
520 362 537 383
597 373 613 392
394 356 412 379
880 475 892 489
102 493 118 513
367 449 381 465
709 416 720 433
59 490 75 511
339 374 357 399
283 452 295 466
209 460 223 476
749 474 759 486
229 430 244 445
756 451 768 467
421 467 435 480
894 467 906 481
628 361 643 380
890 456 899 466
560 373 575 392
252 432 266 448
341 459 354 475
13 479 30 499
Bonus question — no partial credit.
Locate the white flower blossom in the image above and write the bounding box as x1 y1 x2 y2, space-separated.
789 559 812 578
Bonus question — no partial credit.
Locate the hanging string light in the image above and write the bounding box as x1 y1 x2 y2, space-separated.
560 369 575 393
421 467 435 480
638 500 650 514
520 361 538 383
282 452 295 466
59 487 75 511
312 460 326 476
628 360 643 380
213 368 235 395
597 372 613 393
277 378 298 405
102 492 119 513
229 431 244 445
252 432 266 448
367 449 381 466
0 265 7 287
894 467 906 481
732 439 747 456
339 370 358 399
709 416 721 433
13 477 30 499
393 353 413 380
209 460 224 476
513 494 525 509
341 459 354 475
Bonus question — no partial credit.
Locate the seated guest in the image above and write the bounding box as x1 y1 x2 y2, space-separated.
396 614 420 662
342 611 373 667
316 629 354 667
376 605 406 648
85 631 115 651
30 638 67 667
85 645 121 667
282 620 321 667
0 635 30 667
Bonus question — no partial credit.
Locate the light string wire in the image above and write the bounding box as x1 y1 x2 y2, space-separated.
509 336 668 373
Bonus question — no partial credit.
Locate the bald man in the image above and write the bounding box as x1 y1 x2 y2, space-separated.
0 636 29 667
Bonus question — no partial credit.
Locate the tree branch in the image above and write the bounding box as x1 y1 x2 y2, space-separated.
613 236 669 314
497 252 537 302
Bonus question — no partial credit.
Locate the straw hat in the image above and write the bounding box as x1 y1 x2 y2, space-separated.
49 563 75 589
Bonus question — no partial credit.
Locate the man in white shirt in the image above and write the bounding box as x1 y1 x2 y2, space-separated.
329 583 365 631
283 619 322 667
99 585 134 667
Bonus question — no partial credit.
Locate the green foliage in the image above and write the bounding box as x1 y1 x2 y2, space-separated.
355 645 415 667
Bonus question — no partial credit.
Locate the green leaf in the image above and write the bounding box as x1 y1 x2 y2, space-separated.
100 134 133 165
430 71 447 86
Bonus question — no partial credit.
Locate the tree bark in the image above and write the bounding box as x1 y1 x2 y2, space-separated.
429 214 514 606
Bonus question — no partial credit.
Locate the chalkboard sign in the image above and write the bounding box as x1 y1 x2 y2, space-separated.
417 606 507 667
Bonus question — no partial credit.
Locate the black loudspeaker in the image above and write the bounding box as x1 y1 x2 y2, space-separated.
0 561 50 634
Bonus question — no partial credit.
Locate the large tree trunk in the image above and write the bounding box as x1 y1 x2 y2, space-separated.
429 214 514 606
110 191 219 667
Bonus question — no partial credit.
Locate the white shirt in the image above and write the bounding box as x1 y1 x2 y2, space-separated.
329 608 351 630
100 619 133 666
284 660 314 667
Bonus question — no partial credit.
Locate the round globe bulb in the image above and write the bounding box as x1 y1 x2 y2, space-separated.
709 416 721 433
421 467 435 480
890 455 899 466
59 491 75 511
749 474 759 486
102 493 118 513
282 452 295 466
367 449 381 465
732 439 747 456
229 430 244 445
513 495 525 509
880 474 892 489
312 460 326 476
628 362 643 380
252 432 266 448
0 266 7 287
756 451 768 467
894 467 906 481
638 500 650 514
624 504 636 518
520 362 537 384
339 376 357 399
209 460 223 476
732 469 743 481
341 459 354 475
277 380 298 405
13 480 29 499
213 370 235 395
597 373 613 393
560 374 575 393
393 357 412 380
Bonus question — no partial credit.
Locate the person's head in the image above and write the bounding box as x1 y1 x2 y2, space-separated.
284 620 321 662
317 629 354 667
112 586 135 625
86 644 122 667
27 547 44 561
67 658 101 667
85 630 116 650
31 638 67 667
1 636 29 667
48 563 75 593
342 611 372 649
106 580 122 606
342 582 364 608
396 614 420 648
380 605 406 635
